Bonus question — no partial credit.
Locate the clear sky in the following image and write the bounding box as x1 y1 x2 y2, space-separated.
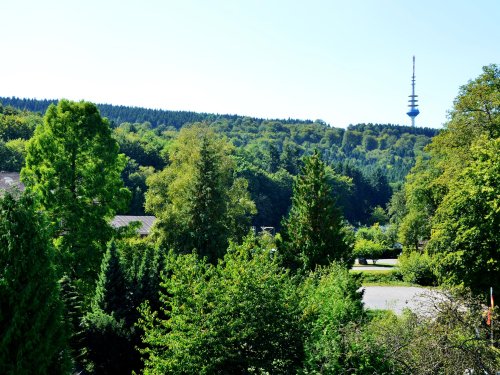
1 1 499 128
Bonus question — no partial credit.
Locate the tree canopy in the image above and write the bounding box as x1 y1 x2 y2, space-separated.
397 64 500 295
279 150 353 271
146 124 256 263
0 193 70 374
21 99 130 294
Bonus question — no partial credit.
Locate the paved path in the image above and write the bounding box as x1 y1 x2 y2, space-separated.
362 286 435 314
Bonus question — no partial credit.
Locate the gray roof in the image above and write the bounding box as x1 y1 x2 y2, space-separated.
111 215 156 235
0 173 155 235
0 172 24 192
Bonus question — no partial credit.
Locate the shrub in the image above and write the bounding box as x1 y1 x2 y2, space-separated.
354 238 386 264
398 251 437 286
301 264 366 373
139 234 304 374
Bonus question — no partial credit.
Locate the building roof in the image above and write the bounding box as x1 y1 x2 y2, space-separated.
0 173 155 235
111 215 156 236
0 172 24 192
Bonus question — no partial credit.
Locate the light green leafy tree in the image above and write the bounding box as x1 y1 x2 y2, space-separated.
146 124 256 263
21 100 130 295
139 233 303 374
397 65 500 294
429 136 500 294
301 264 367 373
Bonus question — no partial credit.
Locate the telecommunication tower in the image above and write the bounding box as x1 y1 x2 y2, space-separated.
406 56 420 127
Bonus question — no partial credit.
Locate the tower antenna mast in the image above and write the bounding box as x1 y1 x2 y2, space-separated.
406 56 420 127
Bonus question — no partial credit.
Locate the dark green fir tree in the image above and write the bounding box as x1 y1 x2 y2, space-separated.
0 193 70 375
81 240 140 374
279 150 353 272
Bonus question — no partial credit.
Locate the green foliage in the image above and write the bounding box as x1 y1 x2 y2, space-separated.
279 150 353 271
429 135 500 293
237 161 294 229
59 274 85 371
398 251 437 286
0 139 26 171
21 99 130 295
121 159 154 215
146 124 256 263
139 234 303 374
113 122 170 170
397 156 440 251
369 290 500 374
352 270 403 285
0 104 31 172
0 107 41 142
81 238 163 374
353 238 386 264
0 193 70 375
81 310 133 374
398 64 500 294
368 205 389 225
354 224 393 264
300 264 384 374
81 241 139 374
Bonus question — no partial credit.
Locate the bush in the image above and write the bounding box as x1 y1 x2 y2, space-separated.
139 234 304 374
354 238 386 264
398 251 437 286
301 264 366 373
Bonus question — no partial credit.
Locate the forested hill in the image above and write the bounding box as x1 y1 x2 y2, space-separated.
0 96 313 129
0 96 440 182
1 96 440 226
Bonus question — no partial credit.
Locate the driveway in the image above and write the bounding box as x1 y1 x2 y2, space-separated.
362 286 436 315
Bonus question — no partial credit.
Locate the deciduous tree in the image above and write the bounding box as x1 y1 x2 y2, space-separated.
146 124 255 263
21 99 130 294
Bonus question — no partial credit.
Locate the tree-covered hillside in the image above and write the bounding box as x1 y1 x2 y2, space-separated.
0 97 313 129
1 97 439 226
3 63 500 374
0 97 438 182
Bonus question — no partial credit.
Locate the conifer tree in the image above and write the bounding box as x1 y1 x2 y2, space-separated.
59 274 85 371
279 150 353 271
81 240 140 374
0 193 70 375
146 124 256 263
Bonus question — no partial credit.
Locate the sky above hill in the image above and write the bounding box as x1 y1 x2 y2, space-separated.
1 1 499 128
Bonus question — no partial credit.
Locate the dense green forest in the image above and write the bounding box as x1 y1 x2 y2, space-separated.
0 96 438 227
1 65 499 375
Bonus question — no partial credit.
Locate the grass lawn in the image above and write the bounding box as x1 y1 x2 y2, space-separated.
350 269 414 287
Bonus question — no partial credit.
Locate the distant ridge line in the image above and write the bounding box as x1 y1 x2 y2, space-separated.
0 96 314 129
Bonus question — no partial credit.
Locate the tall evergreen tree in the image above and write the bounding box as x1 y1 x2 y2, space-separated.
146 124 256 263
81 240 141 374
0 193 70 375
279 150 353 271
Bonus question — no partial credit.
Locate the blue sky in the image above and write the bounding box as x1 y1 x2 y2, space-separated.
1 1 499 128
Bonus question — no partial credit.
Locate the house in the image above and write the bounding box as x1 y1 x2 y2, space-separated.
111 215 156 236
0 172 155 236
